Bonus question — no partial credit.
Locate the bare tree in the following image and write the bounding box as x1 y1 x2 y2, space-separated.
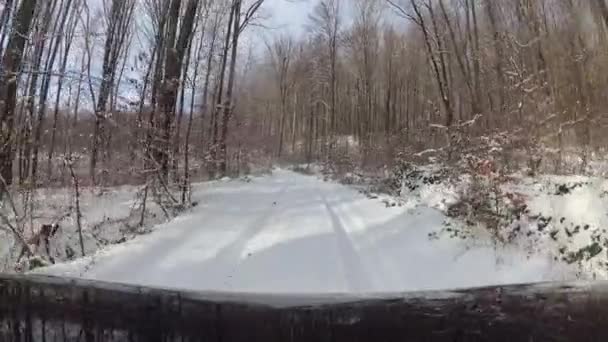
183 0 215 204
266 35 294 158
309 0 340 150
152 0 200 182
89 0 136 185
387 0 454 127
29 0 82 186
46 0 81 179
0 0 38 198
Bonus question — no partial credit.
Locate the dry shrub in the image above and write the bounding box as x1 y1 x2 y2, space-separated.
446 157 528 245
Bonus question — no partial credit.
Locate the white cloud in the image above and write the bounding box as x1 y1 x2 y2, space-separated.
264 0 313 37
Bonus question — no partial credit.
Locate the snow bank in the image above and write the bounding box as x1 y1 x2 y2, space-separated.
507 176 608 279
0 185 169 272
396 163 608 281
397 165 463 213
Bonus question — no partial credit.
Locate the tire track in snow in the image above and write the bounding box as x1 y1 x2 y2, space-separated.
87 180 291 286
320 191 373 292
209 182 292 286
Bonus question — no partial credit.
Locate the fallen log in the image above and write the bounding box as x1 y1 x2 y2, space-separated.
0 273 607 341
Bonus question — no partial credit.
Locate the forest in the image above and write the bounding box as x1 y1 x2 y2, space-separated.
1 0 608 278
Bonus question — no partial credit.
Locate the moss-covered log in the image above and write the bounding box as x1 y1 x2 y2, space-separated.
1 274 607 341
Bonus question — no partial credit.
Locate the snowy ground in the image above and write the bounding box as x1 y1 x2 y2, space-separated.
38 169 574 293
0 183 168 272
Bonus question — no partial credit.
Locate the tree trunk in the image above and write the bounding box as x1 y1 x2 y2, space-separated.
90 0 135 185
47 5 78 180
485 0 506 119
210 3 236 179
0 0 15 59
218 0 243 176
595 0 608 29
0 0 38 192
157 0 199 182
200 11 220 159
408 0 453 127
31 0 75 186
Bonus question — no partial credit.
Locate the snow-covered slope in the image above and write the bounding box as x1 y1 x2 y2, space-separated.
0 183 171 272
38 170 573 293
506 175 608 279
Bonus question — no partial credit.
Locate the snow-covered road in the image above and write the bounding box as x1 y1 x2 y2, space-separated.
40 170 571 293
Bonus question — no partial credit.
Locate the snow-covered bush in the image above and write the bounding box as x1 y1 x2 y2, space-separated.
508 177 608 279
446 157 528 245
437 171 608 280
0 182 174 272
